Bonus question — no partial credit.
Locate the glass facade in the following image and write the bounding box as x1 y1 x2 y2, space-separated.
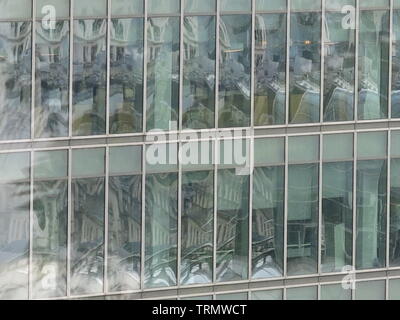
2 0 400 301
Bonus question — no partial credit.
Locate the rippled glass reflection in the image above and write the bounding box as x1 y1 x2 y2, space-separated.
182 16 215 129
254 13 286 126
145 173 178 288
181 170 213 285
216 169 249 282
146 17 180 131
219 15 251 128
110 18 144 134
323 10 355 122
0 22 31 141
252 166 284 279
73 19 107 136
358 9 389 120
35 21 69 138
289 12 321 124
71 178 105 295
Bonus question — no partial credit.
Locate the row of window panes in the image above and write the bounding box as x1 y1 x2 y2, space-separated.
3 1 400 140
1 130 400 298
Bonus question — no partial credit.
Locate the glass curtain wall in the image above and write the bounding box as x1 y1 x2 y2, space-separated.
254 1 287 126
356 132 387 270
71 148 105 295
219 5 252 128
289 0 321 124
390 131 400 266
252 138 284 279
72 1 107 136
0 152 30 299
287 136 319 276
32 150 68 299
323 0 355 122
108 146 142 292
321 134 353 273
358 1 390 120
392 0 400 117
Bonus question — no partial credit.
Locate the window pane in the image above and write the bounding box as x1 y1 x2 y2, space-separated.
390 158 400 266
110 18 144 134
252 166 284 279
32 151 68 299
393 9 400 118
289 136 319 163
291 0 321 11
148 0 180 15
0 152 30 299
219 15 251 128
182 295 213 300
358 132 387 159
286 286 317 300
185 0 215 13
0 22 32 141
111 0 143 16
145 172 178 288
181 170 213 285
356 160 387 269
287 164 319 276
323 10 355 122
35 21 69 138
326 0 355 11
322 162 353 273
36 0 70 19
256 0 286 11
358 9 389 120
146 17 180 131
217 169 249 282
0 0 31 19
289 12 321 124
220 0 251 12
254 138 285 166
321 284 352 300
251 289 283 300
183 15 215 129
72 148 105 177
216 292 248 300
74 0 107 17
109 146 142 175
254 13 286 126
355 280 386 300
108 173 142 292
72 19 107 136
389 279 400 300
323 133 353 162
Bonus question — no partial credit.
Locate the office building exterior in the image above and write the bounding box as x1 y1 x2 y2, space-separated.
1 0 400 300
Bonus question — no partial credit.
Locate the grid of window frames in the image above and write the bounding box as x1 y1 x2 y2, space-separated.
1 0 400 301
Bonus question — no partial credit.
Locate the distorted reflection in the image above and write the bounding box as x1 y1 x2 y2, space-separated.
181 171 213 285
323 10 355 122
145 173 178 288
289 12 321 124
358 9 389 120
35 21 69 138
110 18 143 134
182 16 215 129
0 152 30 300
146 17 180 131
0 22 31 141
219 15 251 128
73 19 107 136
254 13 286 126
216 169 249 282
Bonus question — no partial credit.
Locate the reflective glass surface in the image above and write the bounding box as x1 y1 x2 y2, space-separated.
182 16 216 129
289 11 321 123
323 9 355 122
35 21 69 138
392 9 400 118
216 169 249 282
0 22 32 141
251 289 283 300
146 17 180 131
358 8 389 120
219 15 251 128
355 280 386 300
72 19 107 136
32 150 68 299
145 172 178 288
320 284 352 300
0 152 30 300
110 18 144 134
254 13 286 126
390 158 400 266
181 170 213 285
286 286 317 300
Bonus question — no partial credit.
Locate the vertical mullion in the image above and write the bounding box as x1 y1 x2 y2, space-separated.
387 129 391 269
284 135 288 277
140 144 146 291
104 145 109 294
143 1 148 133
389 0 394 120
352 132 358 300
69 1 74 138
286 0 290 125
179 0 184 131
31 0 36 141
29 151 34 300
67 147 72 298
213 140 218 284
106 0 111 135
318 134 323 274
215 0 220 130
320 0 325 124
354 0 359 122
